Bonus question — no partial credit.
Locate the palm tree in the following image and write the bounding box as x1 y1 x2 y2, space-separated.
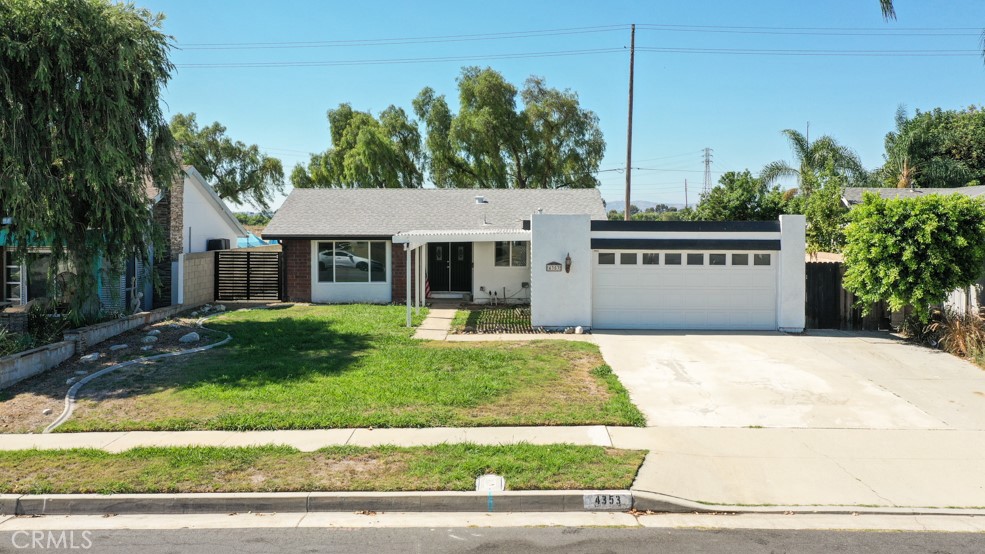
883 106 974 188
760 129 867 193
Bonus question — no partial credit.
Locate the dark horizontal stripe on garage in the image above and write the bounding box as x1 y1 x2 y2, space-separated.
591 238 782 251
590 220 781 233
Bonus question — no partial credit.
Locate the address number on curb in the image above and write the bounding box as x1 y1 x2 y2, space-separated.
583 493 632 510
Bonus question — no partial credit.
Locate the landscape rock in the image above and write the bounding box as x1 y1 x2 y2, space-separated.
66 377 77 385
564 327 575 334
42 408 53 416
141 335 158 344
168 323 181 329
140 345 153 351
109 344 129 351
74 370 88 376
146 329 161 337
179 332 200 344
80 353 100 363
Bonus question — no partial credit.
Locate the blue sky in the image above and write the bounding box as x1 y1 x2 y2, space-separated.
141 0 985 210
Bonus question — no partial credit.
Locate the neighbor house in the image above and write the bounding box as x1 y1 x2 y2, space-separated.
1 165 246 313
264 188 806 332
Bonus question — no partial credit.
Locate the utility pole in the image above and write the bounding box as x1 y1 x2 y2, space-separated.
702 148 713 196
684 179 688 209
624 23 635 221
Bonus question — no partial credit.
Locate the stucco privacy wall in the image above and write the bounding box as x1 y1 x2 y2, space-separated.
472 241 531 304
530 214 592 328
778 214 807 331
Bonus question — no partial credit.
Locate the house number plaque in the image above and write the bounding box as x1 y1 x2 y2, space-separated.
545 262 563 272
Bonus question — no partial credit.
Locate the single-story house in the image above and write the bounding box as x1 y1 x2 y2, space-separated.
842 186 985 316
1 165 246 313
264 188 806 332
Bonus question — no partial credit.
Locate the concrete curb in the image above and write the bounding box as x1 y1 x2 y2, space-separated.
630 490 985 517
0 491 631 516
4 490 985 517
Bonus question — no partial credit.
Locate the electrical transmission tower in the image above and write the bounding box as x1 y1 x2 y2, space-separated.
702 148 713 196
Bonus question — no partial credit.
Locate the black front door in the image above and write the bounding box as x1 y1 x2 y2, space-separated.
427 242 472 292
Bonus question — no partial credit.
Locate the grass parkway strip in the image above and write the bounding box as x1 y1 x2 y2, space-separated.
0 444 646 494
49 304 643 432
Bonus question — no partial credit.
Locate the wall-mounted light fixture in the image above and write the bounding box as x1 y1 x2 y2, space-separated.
565 253 572 273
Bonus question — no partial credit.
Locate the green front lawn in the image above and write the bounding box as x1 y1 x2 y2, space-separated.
60 305 644 431
0 444 646 493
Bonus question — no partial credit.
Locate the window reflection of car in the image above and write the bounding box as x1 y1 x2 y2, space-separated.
318 250 383 272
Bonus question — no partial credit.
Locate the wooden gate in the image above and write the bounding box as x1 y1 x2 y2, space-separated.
806 261 888 330
215 250 283 301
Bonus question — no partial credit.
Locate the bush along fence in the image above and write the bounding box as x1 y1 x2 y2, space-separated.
0 304 188 390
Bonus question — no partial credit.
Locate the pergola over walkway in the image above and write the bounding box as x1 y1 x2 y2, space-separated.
391 228 532 327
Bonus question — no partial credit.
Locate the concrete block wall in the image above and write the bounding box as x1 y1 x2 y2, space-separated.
182 251 216 307
0 340 75 390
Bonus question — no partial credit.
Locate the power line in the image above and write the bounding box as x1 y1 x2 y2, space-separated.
180 25 629 50
636 46 979 57
176 47 625 68
636 23 980 37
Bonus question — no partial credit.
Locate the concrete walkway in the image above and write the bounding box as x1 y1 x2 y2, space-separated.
7 426 985 509
412 306 455 340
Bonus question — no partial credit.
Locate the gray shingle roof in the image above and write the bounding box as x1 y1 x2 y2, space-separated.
262 188 607 238
842 186 985 206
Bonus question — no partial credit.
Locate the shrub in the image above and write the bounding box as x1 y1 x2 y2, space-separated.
907 309 985 363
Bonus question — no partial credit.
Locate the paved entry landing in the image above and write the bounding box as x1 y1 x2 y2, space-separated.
594 330 985 430
412 303 457 340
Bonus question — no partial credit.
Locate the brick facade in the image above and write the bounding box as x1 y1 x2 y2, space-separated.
390 243 418 304
151 171 184 307
280 240 416 304
282 239 312 302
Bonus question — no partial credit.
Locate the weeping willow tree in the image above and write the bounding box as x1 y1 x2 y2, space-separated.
0 0 177 318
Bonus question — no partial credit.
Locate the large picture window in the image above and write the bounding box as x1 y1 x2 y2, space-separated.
317 241 387 283
494 241 528 267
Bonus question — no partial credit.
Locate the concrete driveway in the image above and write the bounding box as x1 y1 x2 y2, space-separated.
594 330 985 430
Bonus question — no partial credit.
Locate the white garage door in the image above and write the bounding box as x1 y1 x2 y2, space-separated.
592 251 778 330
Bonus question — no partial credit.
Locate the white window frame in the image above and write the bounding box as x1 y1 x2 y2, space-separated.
494 241 528 268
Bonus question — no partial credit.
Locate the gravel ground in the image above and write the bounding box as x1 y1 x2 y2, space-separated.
0 315 226 434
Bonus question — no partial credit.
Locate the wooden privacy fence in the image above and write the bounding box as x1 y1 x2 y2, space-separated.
214 250 284 302
805 261 889 330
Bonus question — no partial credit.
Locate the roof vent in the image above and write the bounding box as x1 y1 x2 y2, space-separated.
536 208 544 214
475 195 488 205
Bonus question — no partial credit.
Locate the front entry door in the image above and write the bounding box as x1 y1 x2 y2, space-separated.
427 242 472 292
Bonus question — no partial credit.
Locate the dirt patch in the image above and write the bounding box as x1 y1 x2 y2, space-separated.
0 315 226 433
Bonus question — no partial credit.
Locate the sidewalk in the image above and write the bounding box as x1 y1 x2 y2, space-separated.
6 426 985 510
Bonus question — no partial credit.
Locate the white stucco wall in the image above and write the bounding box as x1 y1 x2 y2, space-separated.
777 214 806 332
183 176 242 253
310 241 392 304
530 214 592 328
471 241 531 304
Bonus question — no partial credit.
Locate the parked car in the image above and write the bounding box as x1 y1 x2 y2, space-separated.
318 249 383 272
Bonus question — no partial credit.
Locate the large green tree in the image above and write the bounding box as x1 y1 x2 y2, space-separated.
843 193 985 319
170 113 285 208
0 0 176 316
693 170 788 221
291 104 423 189
881 106 984 189
413 67 605 189
760 129 867 192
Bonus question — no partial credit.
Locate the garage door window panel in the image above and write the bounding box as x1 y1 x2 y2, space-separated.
598 253 615 265
754 253 772 266
665 253 682 265
687 253 704 265
709 253 726 266
732 253 749 266
642 253 659 265
620 253 638 265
